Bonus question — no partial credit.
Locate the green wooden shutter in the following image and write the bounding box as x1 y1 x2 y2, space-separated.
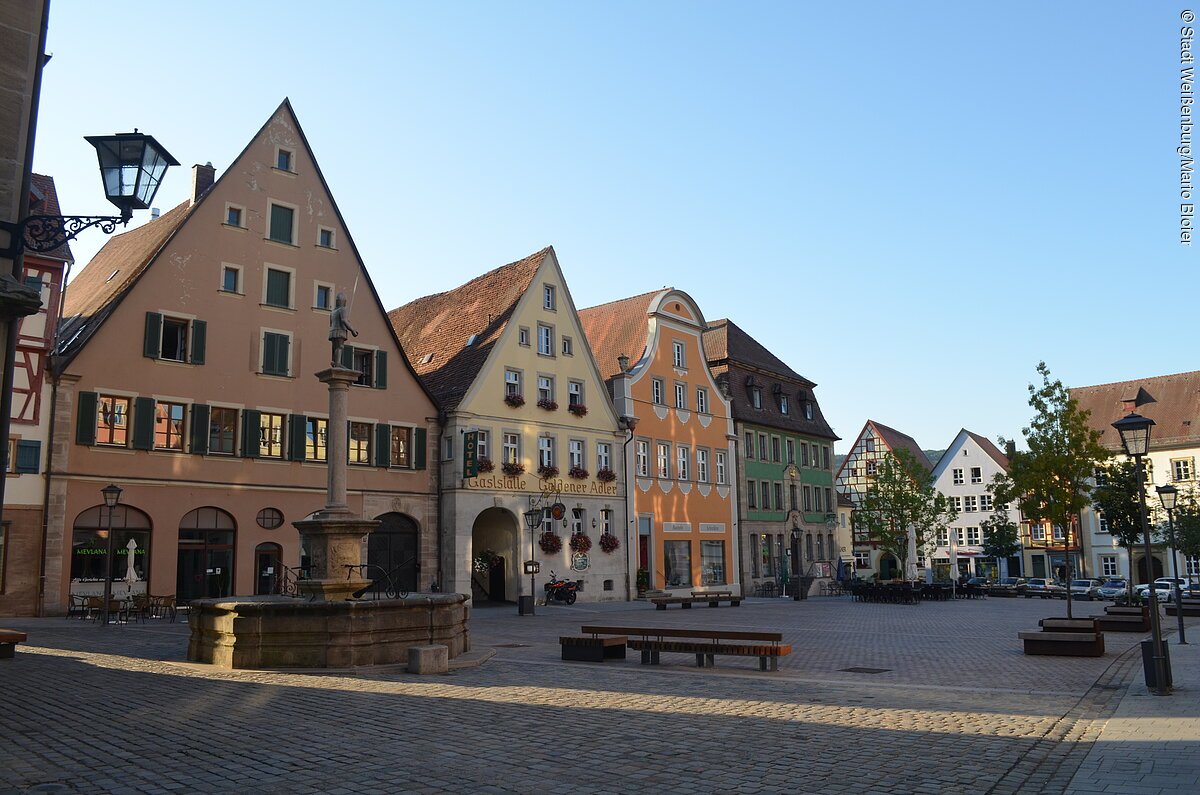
76 391 98 446
262 332 277 375
340 344 354 369
374 350 387 389
375 423 391 468
190 404 210 455
143 312 162 358
413 427 427 470
191 319 207 365
15 440 41 473
288 414 307 462
132 396 155 450
277 334 290 376
242 409 261 458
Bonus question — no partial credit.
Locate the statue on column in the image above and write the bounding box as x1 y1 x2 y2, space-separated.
329 292 358 366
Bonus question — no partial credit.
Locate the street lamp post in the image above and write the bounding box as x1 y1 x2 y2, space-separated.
790 526 801 601
1156 484 1188 645
522 507 542 616
1113 412 1170 695
99 484 122 627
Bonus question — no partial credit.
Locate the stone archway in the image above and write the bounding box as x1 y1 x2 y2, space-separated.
471 508 519 603
70 504 152 599
369 513 419 595
1136 554 1165 584
178 507 236 601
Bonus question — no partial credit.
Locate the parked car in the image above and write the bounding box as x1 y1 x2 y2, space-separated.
966 577 992 587
1023 578 1066 598
1069 578 1104 601
1097 579 1128 600
989 577 1026 597
1135 578 1189 599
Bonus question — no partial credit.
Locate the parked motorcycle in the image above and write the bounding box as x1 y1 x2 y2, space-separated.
543 571 579 605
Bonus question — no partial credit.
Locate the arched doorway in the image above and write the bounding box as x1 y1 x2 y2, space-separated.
368 513 419 595
254 543 283 595
178 507 236 601
471 508 518 604
1136 554 1164 584
878 553 899 581
70 504 152 599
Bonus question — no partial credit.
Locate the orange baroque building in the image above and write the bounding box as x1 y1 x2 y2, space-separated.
579 289 739 595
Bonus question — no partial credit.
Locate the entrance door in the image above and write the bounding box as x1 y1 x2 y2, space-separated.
255 543 282 595
1137 555 1164 584
879 554 898 580
368 513 419 595
177 507 236 602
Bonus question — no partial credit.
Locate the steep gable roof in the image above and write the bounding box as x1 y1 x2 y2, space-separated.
388 247 549 411
870 420 932 470
704 318 811 385
28 174 74 263
965 430 1009 469
577 289 662 381
1070 370 1200 450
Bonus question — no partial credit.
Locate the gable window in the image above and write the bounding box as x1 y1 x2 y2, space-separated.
261 331 291 377
865 439 876 453
672 341 685 369
537 324 554 356
160 317 189 362
537 376 554 403
597 442 611 472
96 395 130 446
674 382 686 410
276 148 293 172
208 407 238 455
651 378 664 405
866 461 877 476
225 205 243 227
349 422 371 465
505 369 522 398
970 466 983 484
952 468 964 485
259 413 285 458
317 227 335 249
697 448 709 482
315 283 333 310
780 394 790 415
562 336 573 356
268 203 295 245
390 426 410 467
307 417 328 461
503 433 520 465
677 445 690 481
636 439 649 477
656 443 670 479
543 284 555 310
518 327 530 347
538 436 555 469
569 439 584 469
1173 458 1194 481
963 496 978 512
567 380 583 408
144 313 206 364
751 387 762 409
264 267 292 308
221 265 241 293
154 402 186 451
715 451 727 485
696 388 708 414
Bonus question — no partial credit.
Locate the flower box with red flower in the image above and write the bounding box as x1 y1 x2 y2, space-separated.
538 532 562 554
537 464 559 479
501 461 525 476
598 533 620 553
476 456 495 473
567 466 589 480
596 467 616 483
537 398 558 411
567 403 588 417
569 533 592 553
504 393 525 408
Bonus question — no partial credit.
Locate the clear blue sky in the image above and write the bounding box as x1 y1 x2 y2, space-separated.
35 1 1193 453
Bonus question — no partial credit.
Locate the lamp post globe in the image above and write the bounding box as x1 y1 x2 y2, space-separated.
99 484 122 627
523 508 543 616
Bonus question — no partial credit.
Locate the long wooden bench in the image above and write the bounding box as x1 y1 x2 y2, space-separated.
1165 599 1200 617
1019 630 1104 657
559 635 627 662
651 592 741 610
1038 618 1098 633
581 625 789 671
1096 614 1151 632
0 629 28 660
1105 605 1149 617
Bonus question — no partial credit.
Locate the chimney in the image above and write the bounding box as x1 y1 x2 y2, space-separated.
191 162 215 205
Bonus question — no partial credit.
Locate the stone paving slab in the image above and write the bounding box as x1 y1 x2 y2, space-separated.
0 596 1189 794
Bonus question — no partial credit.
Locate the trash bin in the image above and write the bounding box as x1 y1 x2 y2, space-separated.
1141 639 1172 689
518 595 535 616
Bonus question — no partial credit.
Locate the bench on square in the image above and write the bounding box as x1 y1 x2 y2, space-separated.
1105 605 1150 617
559 635 628 662
1096 614 1151 632
580 625 790 671
1018 630 1104 657
0 629 28 660
1038 618 1098 633
1165 599 1200 617
651 591 741 610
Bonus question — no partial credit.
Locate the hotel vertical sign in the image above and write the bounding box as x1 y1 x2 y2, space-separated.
463 431 479 478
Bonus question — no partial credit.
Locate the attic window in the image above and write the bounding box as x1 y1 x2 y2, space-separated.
106 270 120 283
419 353 434 365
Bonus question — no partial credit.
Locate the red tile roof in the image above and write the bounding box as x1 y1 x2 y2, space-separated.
965 429 1010 470
704 318 810 384
28 174 74 263
577 289 663 380
1070 370 1200 450
388 247 550 410
870 420 933 470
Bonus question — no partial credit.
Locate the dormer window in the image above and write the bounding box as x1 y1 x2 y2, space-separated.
780 395 789 415
804 402 814 420
276 148 293 171
672 341 685 369
751 387 762 409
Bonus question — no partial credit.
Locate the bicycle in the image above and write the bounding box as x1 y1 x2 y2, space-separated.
344 563 411 599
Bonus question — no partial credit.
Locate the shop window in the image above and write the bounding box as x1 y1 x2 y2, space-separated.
664 540 692 587
701 540 726 585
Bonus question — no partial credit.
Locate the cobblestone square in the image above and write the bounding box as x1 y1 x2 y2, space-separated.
0 596 1191 794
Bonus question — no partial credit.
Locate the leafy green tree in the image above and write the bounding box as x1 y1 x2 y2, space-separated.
853 448 953 579
1091 460 1152 585
992 362 1110 618
1167 490 1200 567
980 504 1021 571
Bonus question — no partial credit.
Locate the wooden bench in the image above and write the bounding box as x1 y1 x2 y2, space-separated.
1019 630 1104 657
1165 600 1200 617
1096 614 1151 632
651 592 741 610
0 629 28 660
1105 605 1149 617
1038 618 1098 633
581 625 790 671
559 635 627 662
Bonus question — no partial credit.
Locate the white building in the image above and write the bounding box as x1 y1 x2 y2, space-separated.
929 429 1022 580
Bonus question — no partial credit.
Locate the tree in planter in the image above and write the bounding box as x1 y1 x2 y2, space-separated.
853 448 953 580
1091 459 1151 587
1166 488 1200 584
980 499 1021 578
990 362 1109 619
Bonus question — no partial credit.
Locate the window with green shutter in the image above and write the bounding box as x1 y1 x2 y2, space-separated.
265 268 291 308
190 404 210 455
262 331 290 376
374 350 387 389
413 427 427 470
268 204 295 244
15 440 41 473
241 409 261 458
288 414 307 462
76 391 98 446
132 397 156 450
374 424 391 468
190 319 207 364
143 312 162 358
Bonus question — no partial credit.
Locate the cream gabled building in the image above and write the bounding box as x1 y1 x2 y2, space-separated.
389 248 630 604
